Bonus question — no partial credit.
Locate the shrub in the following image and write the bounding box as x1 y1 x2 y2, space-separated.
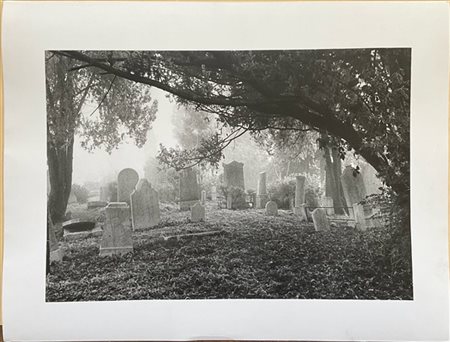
267 175 323 209
71 184 89 204
220 186 249 209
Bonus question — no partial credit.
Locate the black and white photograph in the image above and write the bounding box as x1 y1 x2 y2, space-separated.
45 49 413 302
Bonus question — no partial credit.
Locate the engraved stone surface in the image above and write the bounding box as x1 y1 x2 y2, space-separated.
223 161 245 189
341 166 367 206
179 167 200 210
312 208 330 232
191 202 206 222
99 202 133 256
117 168 139 204
265 200 278 216
130 179 160 230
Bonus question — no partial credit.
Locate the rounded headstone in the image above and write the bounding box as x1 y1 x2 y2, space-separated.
265 200 278 216
117 168 139 204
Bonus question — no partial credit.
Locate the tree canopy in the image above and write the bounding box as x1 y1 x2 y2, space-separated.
54 49 410 199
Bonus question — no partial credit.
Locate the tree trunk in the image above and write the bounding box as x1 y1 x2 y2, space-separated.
323 145 347 215
47 137 74 224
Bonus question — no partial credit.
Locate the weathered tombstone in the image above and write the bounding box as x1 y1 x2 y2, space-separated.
211 186 217 201
320 196 335 216
312 208 330 232
179 167 200 210
341 165 367 207
265 200 278 216
353 203 367 231
226 194 233 209
361 163 383 195
223 161 245 189
99 202 133 256
48 214 63 262
201 190 207 204
191 202 206 222
117 168 139 204
256 171 269 209
130 179 161 230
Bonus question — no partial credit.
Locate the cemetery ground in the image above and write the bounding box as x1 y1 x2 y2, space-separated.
46 202 413 301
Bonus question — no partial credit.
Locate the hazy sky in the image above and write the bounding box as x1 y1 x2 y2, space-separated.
72 88 178 185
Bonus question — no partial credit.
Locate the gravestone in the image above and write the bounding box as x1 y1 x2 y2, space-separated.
191 202 206 222
293 203 308 221
320 196 334 216
87 201 108 209
201 190 207 204
130 179 160 230
265 200 278 216
341 165 367 207
48 214 63 262
353 203 367 231
179 167 200 210
361 163 383 195
312 208 330 232
226 194 233 209
211 186 217 201
256 171 269 209
99 202 133 256
223 161 245 189
117 168 139 204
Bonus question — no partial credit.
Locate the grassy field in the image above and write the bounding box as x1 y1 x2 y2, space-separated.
46 202 413 301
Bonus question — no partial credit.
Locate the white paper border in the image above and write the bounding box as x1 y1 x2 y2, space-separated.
2 1 449 341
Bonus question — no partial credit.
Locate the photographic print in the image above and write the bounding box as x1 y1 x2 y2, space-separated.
45 49 412 302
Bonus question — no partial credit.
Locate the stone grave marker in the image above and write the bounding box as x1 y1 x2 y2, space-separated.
265 200 278 216
223 161 245 189
130 179 160 230
256 171 269 209
99 202 133 256
320 196 335 216
191 202 206 222
341 165 367 207
99 185 111 202
201 190 207 204
353 203 367 231
312 208 330 232
117 168 139 204
179 167 200 210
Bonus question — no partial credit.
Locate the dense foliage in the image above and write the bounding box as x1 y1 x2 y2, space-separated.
47 205 412 301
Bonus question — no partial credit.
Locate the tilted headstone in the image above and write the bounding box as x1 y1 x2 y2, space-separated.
353 203 367 231
68 190 77 204
179 167 200 210
320 196 335 216
256 171 269 209
211 186 217 201
130 179 160 230
341 165 367 207
265 200 278 216
312 208 330 232
223 161 245 189
48 214 63 262
117 168 139 204
191 202 206 222
201 190 207 204
99 202 133 256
